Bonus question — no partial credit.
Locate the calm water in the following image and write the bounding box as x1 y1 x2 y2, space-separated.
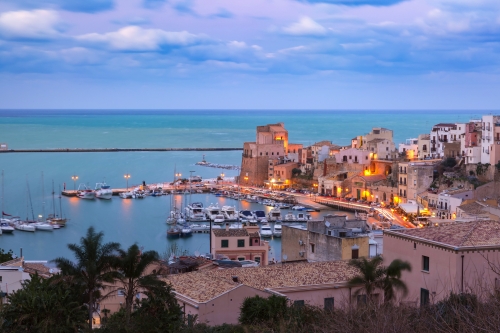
0 110 479 261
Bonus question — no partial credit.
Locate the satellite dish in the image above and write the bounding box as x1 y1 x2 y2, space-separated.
194 251 200 257
325 221 331 227
283 254 288 261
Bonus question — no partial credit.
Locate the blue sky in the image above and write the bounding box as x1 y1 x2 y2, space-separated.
1 0 500 109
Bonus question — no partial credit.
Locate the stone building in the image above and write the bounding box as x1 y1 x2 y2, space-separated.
398 161 436 203
281 215 372 263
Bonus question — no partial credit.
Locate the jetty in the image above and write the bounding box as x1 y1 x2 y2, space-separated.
0 148 243 153
313 197 371 213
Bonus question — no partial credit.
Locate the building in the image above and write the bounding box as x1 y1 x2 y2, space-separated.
481 115 500 167
399 138 419 160
0 143 7 151
436 188 474 219
281 215 372 263
399 161 436 203
349 173 387 201
384 221 500 306
331 147 370 165
464 120 482 165
417 134 430 159
211 224 269 265
166 260 362 326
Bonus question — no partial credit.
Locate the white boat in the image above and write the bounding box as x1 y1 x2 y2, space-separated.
296 212 308 222
291 205 306 210
204 203 221 221
221 206 238 221
253 210 267 223
166 208 185 225
95 182 113 200
260 225 273 238
132 191 145 199
33 222 54 231
284 212 296 222
14 222 36 232
273 224 282 237
77 184 95 200
239 210 255 221
185 202 205 221
181 225 193 237
213 214 225 225
0 222 15 234
119 191 133 199
229 222 244 229
267 207 282 222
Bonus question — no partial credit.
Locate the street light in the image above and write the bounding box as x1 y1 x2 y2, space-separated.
124 174 131 190
219 173 225 186
71 175 78 191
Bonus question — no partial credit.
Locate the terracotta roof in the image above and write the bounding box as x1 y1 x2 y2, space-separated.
0 257 23 267
388 220 500 248
24 263 54 277
166 261 358 302
248 231 260 238
458 202 487 215
434 123 456 127
213 229 249 237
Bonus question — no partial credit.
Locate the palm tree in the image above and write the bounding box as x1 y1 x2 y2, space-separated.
347 256 385 303
348 256 411 304
115 243 164 324
53 227 121 330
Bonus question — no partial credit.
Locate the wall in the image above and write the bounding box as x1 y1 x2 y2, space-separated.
281 226 308 262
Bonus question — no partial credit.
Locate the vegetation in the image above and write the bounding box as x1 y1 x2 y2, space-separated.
476 162 491 176
347 256 412 303
291 168 302 177
1 274 87 333
52 227 121 330
442 157 457 168
0 248 14 263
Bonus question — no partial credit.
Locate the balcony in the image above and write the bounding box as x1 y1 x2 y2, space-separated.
439 138 448 143
430 140 436 144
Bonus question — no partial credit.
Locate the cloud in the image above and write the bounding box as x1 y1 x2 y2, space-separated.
4 0 114 13
297 0 407 6
0 10 61 40
283 17 327 36
209 8 234 19
76 26 205 52
143 0 166 9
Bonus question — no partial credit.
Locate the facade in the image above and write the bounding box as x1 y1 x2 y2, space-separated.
350 173 387 201
399 138 419 160
240 123 288 186
436 188 474 219
366 138 395 160
281 216 371 263
166 260 363 326
384 221 500 305
404 161 436 202
331 148 370 165
430 123 458 158
417 134 430 159
364 127 393 144
481 115 500 165
268 159 299 188
211 224 269 265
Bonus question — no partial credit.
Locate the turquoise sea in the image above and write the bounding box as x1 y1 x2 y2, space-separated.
0 110 481 261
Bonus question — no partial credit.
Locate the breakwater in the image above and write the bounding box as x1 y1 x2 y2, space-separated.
0 148 243 153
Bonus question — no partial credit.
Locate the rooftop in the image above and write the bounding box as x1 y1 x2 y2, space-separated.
166 260 358 302
433 123 457 127
387 220 500 248
213 229 249 237
458 201 488 215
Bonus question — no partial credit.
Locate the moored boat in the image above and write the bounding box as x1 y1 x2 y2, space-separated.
95 182 113 200
167 226 181 238
0 222 15 234
273 223 282 237
14 222 36 232
77 184 95 200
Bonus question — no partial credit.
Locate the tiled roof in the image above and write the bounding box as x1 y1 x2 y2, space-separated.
388 220 500 248
0 257 23 266
458 202 487 215
248 231 260 238
366 138 385 144
24 263 54 277
166 261 358 302
213 229 249 237
434 123 456 127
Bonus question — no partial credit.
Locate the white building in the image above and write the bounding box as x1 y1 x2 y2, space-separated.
399 138 418 160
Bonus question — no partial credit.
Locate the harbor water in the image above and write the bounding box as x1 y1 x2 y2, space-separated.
0 110 476 261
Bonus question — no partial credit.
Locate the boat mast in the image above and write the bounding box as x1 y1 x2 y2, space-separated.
41 171 45 221
52 180 56 217
58 185 63 218
1 170 4 216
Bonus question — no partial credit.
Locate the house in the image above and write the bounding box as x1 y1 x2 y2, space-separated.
398 161 436 203
331 147 370 165
480 115 500 168
211 224 269 265
166 260 363 326
417 134 430 159
281 215 373 263
384 221 500 306
399 138 419 160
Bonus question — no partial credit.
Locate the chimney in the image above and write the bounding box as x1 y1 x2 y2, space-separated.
225 223 230 231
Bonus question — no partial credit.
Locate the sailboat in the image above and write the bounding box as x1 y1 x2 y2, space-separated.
15 178 36 232
166 166 183 237
1 170 19 232
33 171 54 231
47 183 68 227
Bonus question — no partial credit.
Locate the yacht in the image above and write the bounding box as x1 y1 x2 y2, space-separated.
283 212 296 222
239 210 255 221
185 202 205 221
253 210 267 223
95 182 113 200
119 191 133 199
267 207 282 222
296 212 308 222
181 224 193 237
14 222 36 232
0 222 15 234
76 184 95 200
273 224 282 237
260 225 273 238
291 205 306 211
221 206 238 221
32 222 54 231
213 214 225 225
229 222 244 229
205 204 221 221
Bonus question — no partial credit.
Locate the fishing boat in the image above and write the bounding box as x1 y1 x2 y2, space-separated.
95 182 113 200
77 184 95 200
47 184 68 226
166 226 181 238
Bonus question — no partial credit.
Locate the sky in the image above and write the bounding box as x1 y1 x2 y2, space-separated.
0 0 500 109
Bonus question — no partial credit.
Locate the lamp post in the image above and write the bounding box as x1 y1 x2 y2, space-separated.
124 174 131 190
71 175 78 191
219 173 224 186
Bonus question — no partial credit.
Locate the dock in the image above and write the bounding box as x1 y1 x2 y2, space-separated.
313 197 371 213
0 148 243 153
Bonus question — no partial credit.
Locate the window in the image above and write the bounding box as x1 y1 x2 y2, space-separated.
260 152 262 156
221 240 229 248
238 257 245 261
352 249 359 259
357 295 367 306
254 256 261 263
422 256 429 271
310 243 315 253
386 147 389 151
237 239 245 247
324 297 334 311
117 289 125 297
420 288 430 307
294 300 305 308
266 152 268 155
0 276 2 282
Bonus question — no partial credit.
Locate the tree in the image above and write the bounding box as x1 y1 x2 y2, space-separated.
0 248 14 263
291 168 302 177
115 244 164 324
239 295 287 325
1 274 87 333
348 256 411 304
442 157 457 168
52 227 121 330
